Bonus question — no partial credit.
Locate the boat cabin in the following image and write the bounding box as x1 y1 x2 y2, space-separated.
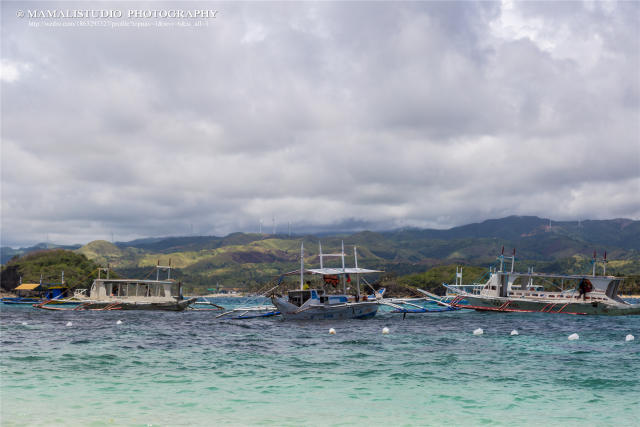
479 271 624 302
89 278 181 302
287 289 350 307
44 286 69 300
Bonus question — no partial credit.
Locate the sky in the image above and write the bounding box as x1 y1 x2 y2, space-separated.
1 1 639 247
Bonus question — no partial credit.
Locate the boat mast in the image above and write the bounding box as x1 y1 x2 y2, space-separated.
300 242 304 291
592 251 597 276
603 251 607 276
354 246 360 300
156 260 172 280
341 241 346 294
319 241 323 269
456 266 463 287
510 248 516 273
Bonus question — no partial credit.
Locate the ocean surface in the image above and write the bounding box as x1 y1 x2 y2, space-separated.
1 298 639 426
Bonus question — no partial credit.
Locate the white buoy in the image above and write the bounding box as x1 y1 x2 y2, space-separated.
66 321 73 327
116 320 123 325
21 322 28 326
625 334 634 342
382 327 390 335
329 328 336 335
510 330 518 336
473 328 483 336
568 333 579 341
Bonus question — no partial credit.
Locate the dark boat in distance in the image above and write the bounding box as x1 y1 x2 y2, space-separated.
452 250 640 315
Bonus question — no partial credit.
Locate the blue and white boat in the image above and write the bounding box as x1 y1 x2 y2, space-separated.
271 242 381 320
1 273 77 305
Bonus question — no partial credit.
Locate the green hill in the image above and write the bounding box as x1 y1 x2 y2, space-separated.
4 216 639 294
0 249 102 292
74 217 640 292
75 240 144 268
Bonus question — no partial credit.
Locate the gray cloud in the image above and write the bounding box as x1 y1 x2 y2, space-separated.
1 1 638 247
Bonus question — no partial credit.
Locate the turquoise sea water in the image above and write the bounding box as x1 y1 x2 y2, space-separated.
1 299 639 426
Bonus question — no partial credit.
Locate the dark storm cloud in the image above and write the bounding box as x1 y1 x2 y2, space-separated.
1 1 638 246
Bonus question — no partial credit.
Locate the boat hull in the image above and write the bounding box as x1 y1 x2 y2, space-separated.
36 298 197 311
272 297 378 320
2 300 43 305
456 295 640 315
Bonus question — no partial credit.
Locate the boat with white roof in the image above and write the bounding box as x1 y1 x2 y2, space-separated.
270 242 381 320
450 249 640 315
35 264 197 311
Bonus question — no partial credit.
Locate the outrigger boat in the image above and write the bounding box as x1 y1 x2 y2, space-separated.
215 285 280 319
215 304 280 319
451 249 640 315
35 264 197 311
270 242 381 320
2 272 78 305
376 289 461 318
187 297 226 311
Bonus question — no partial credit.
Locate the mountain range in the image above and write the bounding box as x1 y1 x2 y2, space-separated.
3 216 639 292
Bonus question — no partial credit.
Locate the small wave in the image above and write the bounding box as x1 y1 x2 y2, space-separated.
9 355 46 361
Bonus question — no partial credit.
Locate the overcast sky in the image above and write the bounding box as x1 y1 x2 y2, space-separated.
1 1 639 247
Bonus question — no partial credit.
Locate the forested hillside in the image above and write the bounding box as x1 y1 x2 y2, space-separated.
3 216 638 294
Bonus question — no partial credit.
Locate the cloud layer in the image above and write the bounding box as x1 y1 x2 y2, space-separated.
2 1 639 246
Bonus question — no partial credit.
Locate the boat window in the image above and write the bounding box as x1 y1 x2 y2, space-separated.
288 290 313 307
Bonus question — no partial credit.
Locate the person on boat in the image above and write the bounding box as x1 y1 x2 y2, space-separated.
578 279 592 300
303 280 311 290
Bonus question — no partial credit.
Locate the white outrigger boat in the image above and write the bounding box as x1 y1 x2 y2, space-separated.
214 286 280 319
35 264 197 311
450 250 640 315
215 304 280 319
270 242 381 320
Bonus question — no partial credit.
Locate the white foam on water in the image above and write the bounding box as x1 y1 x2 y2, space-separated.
66 321 73 327
382 327 389 335
116 320 123 325
568 333 579 341
625 334 634 342
510 330 518 336
329 328 336 335
21 322 28 326
473 328 483 335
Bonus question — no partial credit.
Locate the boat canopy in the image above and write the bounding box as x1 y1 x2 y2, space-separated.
281 267 382 276
93 278 174 284
14 283 41 290
308 267 382 275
